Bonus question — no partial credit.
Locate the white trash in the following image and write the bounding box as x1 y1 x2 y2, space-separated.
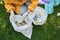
28 6 48 25
9 11 33 39
57 12 60 16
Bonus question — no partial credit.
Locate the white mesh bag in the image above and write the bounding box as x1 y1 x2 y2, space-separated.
9 11 33 39
28 6 48 25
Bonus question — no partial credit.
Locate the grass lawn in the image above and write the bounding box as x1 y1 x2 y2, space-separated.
0 4 60 40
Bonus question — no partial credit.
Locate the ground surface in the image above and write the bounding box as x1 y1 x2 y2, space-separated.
0 3 60 40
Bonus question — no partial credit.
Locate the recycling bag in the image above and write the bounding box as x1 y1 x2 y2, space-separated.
28 6 48 25
9 10 33 39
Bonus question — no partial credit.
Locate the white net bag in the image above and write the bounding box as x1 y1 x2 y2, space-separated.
28 6 48 25
9 11 33 39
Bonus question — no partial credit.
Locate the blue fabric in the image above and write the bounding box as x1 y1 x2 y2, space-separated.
45 0 54 14
53 0 60 6
20 5 27 15
20 0 30 15
59 1 60 3
45 0 60 14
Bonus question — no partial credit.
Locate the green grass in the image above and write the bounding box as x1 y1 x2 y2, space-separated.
0 4 60 40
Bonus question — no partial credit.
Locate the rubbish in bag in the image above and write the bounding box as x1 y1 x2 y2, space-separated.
16 21 27 27
9 10 33 39
28 6 48 25
33 14 42 22
33 15 38 21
